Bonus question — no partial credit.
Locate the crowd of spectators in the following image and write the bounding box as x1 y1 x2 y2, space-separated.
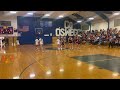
78 28 120 48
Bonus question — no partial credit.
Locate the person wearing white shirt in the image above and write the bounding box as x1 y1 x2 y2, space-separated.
35 38 39 46
109 36 114 48
35 38 39 49
39 38 44 50
0 37 4 49
16 40 20 45
57 37 60 50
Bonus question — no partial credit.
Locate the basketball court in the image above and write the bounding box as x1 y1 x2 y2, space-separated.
0 11 120 79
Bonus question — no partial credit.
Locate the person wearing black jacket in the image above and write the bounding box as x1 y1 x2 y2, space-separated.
109 36 114 48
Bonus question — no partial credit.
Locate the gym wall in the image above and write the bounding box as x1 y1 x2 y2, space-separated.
92 22 108 31
17 16 80 45
91 15 120 30
0 17 17 29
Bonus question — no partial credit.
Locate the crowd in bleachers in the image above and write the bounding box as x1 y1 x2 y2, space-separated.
78 28 120 48
56 28 120 50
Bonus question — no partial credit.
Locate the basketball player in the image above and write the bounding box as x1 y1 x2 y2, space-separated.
39 38 44 51
35 38 39 49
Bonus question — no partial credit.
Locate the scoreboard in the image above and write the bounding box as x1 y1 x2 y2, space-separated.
0 26 13 34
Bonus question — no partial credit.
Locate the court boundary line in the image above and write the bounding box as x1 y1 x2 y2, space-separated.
19 61 36 78
88 58 120 63
19 46 51 79
61 51 120 74
19 45 120 79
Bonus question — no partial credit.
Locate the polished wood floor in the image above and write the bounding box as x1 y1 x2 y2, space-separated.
1 43 120 79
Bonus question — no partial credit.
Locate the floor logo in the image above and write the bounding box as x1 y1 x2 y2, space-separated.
0 54 14 64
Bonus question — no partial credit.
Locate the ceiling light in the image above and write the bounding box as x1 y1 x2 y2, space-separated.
77 20 82 23
113 13 120 15
58 15 64 18
27 13 33 15
88 17 94 20
10 11 17 14
44 14 50 17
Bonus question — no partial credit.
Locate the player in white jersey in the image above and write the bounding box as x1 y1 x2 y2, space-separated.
35 38 39 46
35 38 39 50
39 38 44 51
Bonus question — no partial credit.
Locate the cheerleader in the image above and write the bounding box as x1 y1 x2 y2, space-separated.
68 36 73 49
63 36 66 49
74 35 78 49
60 37 65 50
66 35 69 49
76 36 80 49
57 37 60 50
39 38 44 50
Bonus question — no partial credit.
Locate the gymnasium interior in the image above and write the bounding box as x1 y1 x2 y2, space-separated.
0 11 120 79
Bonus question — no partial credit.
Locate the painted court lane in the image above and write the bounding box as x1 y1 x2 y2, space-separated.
72 54 120 73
